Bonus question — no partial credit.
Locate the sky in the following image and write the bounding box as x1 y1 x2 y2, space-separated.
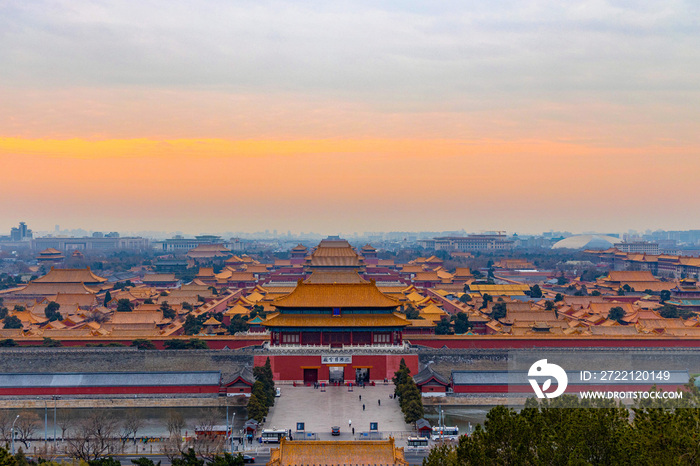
1 0 698 236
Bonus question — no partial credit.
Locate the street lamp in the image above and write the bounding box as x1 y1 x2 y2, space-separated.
11 414 20 455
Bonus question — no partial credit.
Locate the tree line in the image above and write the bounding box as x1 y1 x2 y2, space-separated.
392 358 424 424
423 383 700 465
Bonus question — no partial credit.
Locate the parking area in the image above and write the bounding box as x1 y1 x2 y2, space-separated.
264 383 411 440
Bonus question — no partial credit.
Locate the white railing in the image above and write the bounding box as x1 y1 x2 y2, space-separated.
263 342 408 352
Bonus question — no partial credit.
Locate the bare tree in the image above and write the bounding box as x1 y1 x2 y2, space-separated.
0 410 14 444
15 410 40 449
120 409 143 447
66 411 119 461
162 411 187 461
192 409 224 460
58 416 71 441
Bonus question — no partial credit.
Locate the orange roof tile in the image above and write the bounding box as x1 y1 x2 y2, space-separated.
269 438 407 466
273 282 400 309
33 267 107 284
263 312 408 328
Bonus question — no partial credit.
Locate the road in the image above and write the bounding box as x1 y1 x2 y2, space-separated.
46 449 428 465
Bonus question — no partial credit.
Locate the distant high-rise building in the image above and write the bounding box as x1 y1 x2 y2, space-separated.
10 221 32 241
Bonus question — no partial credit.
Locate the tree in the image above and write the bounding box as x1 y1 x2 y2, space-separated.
0 339 17 347
143 298 154 304
120 410 143 447
116 299 134 312
184 315 203 335
15 410 40 449
660 290 671 303
171 448 204 466
479 293 493 310
42 337 62 347
162 411 186 461
554 293 563 302
491 302 507 321
44 301 62 321
103 291 112 307
131 339 156 350
132 458 161 466
88 458 122 466
227 315 249 334
66 411 119 461
3 316 22 329
622 284 635 293
0 307 7 320
591 290 602 296
529 285 543 298
164 340 188 350
187 338 208 349
193 410 224 460
458 293 471 304
182 302 194 312
246 393 267 423
435 317 453 335
452 312 471 334
403 303 420 319
608 306 625 324
660 304 679 319
249 305 265 319
207 452 245 466
253 358 275 408
160 302 176 320
544 301 555 311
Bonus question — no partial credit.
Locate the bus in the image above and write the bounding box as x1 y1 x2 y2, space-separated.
431 426 459 441
260 429 288 443
406 437 429 451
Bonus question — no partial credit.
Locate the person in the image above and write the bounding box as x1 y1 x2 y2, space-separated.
352 427 355 435
363 404 365 411
378 399 381 406
348 419 352 427
359 394 361 401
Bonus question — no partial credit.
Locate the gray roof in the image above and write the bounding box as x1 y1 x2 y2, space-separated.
0 371 221 388
224 366 255 385
413 366 449 386
415 419 432 430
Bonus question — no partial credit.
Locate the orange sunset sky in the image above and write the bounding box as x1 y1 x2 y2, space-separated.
1 1 698 235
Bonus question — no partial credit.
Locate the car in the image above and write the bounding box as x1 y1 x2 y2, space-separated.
242 455 255 463
331 426 340 436
275 387 281 397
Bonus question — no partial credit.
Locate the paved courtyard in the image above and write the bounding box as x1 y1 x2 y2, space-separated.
265 383 411 440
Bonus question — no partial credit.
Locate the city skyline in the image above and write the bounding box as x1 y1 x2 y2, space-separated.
2 1 699 234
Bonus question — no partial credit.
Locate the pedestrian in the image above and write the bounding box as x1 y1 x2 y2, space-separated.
359 394 361 401
363 404 365 411
352 427 355 435
349 419 352 427
378 399 381 406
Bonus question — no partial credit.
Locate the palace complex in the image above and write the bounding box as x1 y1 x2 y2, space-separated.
2 238 700 384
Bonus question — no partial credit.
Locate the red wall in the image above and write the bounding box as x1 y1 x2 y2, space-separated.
15 337 267 349
254 354 419 382
407 337 700 349
0 385 220 396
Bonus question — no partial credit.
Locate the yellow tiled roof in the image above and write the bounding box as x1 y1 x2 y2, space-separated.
269 438 407 466
263 312 409 328
273 282 400 309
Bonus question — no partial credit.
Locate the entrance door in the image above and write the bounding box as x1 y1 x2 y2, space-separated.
355 368 370 383
303 368 318 385
328 366 344 384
